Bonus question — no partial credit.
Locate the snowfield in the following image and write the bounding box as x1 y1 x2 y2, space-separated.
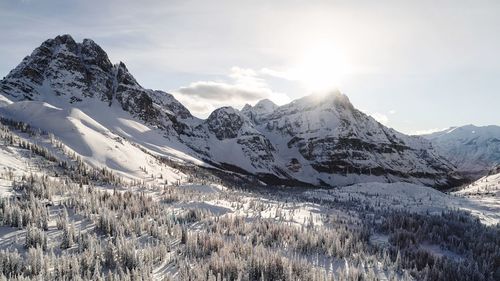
450 170 500 225
305 181 500 226
0 93 200 184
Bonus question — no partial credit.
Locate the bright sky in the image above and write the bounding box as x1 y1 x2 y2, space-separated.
1 0 499 134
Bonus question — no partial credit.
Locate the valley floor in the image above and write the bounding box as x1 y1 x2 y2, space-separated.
0 122 499 281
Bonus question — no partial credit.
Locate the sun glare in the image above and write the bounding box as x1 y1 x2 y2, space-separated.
292 45 352 93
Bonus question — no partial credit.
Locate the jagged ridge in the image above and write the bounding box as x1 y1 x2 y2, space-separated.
0 35 193 134
0 35 463 188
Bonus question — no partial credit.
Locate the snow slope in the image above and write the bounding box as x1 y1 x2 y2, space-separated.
447 167 500 225
455 167 500 196
0 145 32 197
0 94 193 183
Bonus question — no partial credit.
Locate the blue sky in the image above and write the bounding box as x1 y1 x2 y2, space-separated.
1 0 499 134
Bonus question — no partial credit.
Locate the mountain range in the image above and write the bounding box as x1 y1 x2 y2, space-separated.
0 35 476 189
423 125 500 176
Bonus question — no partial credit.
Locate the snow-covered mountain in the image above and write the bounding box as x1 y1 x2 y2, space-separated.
0 35 463 188
1 35 196 134
0 35 202 182
423 125 500 175
244 93 461 187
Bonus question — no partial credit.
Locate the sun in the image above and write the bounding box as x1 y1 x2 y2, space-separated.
292 45 352 93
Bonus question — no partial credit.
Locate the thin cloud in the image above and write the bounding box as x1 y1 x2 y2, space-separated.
260 67 294 80
176 81 265 101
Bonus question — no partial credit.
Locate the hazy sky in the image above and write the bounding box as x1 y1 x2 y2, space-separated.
1 0 499 134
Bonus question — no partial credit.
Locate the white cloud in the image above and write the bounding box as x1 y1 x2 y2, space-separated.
411 128 447 136
173 67 290 118
176 81 264 101
389 109 397 114
369 112 389 125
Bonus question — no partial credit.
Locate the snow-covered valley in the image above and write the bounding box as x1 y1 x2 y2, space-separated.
0 114 498 280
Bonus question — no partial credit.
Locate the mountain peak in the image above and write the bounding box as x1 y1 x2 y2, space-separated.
241 99 277 124
50 34 77 46
55 34 75 41
1 34 115 101
209 106 241 117
254 98 277 109
82 38 97 46
206 106 247 140
280 90 353 114
36 34 79 55
1 35 195 133
117 61 128 71
241 103 252 112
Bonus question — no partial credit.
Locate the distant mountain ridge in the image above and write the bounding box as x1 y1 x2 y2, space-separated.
0 35 463 188
423 125 500 176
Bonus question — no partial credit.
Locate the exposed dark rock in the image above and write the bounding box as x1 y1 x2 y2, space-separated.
206 107 244 140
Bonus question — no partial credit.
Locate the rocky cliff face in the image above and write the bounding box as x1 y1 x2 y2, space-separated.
180 107 279 174
0 35 462 188
2 35 113 102
206 107 247 140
